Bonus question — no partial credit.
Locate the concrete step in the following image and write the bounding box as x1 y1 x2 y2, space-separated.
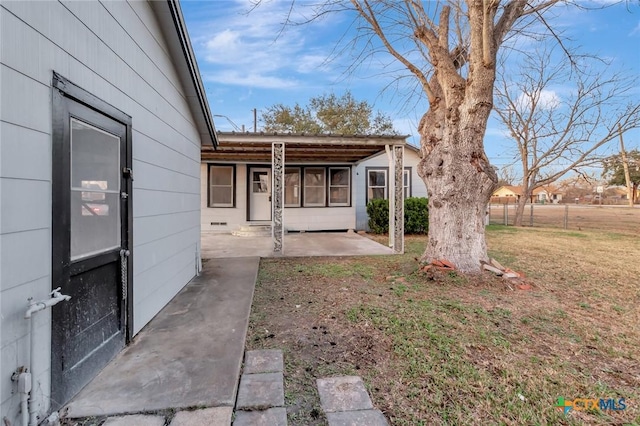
317 376 389 426
234 350 286 425
232 224 272 237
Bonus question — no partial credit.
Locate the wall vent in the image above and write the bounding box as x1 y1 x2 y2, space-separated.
210 222 228 226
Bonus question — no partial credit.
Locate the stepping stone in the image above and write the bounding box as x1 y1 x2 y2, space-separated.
244 349 283 374
102 415 165 426
233 407 287 426
326 409 389 426
170 407 233 426
317 376 373 413
236 372 284 410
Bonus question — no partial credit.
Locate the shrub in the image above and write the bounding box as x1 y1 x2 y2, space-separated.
366 198 389 234
366 197 429 234
404 197 429 234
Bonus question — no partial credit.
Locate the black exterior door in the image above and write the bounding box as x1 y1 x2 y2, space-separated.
51 74 132 409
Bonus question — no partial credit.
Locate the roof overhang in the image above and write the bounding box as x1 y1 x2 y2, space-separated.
150 0 218 147
202 132 410 163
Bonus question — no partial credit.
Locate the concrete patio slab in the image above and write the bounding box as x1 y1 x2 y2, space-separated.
233 407 288 426
63 257 259 418
235 372 285 410
244 349 283 374
201 231 393 259
170 407 233 426
102 415 165 426
317 376 374 413
326 409 389 426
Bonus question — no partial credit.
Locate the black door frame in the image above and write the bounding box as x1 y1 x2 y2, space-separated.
51 72 133 404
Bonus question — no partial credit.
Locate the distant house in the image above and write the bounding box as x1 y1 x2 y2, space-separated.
533 187 564 204
492 185 564 204
0 1 217 423
201 133 427 234
492 185 523 201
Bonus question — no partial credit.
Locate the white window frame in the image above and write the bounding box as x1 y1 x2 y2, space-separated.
285 167 301 207
403 169 411 199
208 165 234 207
367 169 387 203
303 167 326 207
328 167 351 207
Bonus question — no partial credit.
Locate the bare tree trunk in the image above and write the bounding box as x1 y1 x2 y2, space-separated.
514 190 530 226
418 81 498 272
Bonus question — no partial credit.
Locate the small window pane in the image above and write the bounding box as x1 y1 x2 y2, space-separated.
70 119 121 260
71 191 120 259
368 170 387 201
330 187 349 204
404 170 410 198
211 168 232 185
306 187 324 204
304 168 325 206
285 168 300 206
252 171 269 193
329 168 350 206
305 169 324 185
209 166 234 207
371 188 386 200
211 188 232 205
330 169 349 185
369 171 386 187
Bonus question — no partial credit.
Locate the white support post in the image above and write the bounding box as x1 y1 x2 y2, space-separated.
392 145 404 254
272 142 285 253
385 145 395 250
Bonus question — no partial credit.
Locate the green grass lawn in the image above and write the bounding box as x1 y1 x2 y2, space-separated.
247 227 640 425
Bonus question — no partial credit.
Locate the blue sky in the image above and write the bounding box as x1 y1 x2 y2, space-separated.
181 1 640 171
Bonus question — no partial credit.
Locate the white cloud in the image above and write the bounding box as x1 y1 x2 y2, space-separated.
204 70 298 89
189 1 341 89
630 21 640 36
516 89 560 111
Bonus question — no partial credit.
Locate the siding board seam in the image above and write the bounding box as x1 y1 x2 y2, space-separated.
133 158 200 180
0 119 51 136
1 6 201 149
133 187 199 196
133 129 200 169
60 1 198 136
133 231 198 276
0 226 50 237
0 273 51 293
0 63 50 90
133 209 200 220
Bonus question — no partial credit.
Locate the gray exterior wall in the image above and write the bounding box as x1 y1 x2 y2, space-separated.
354 148 428 230
1 1 202 423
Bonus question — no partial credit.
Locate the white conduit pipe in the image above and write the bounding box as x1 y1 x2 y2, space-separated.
23 288 71 426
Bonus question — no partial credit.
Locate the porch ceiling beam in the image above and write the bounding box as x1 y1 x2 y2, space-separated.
217 134 408 146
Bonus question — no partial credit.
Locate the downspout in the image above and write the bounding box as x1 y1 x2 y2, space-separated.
23 288 71 426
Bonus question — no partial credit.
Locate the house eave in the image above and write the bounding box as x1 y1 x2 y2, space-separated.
202 132 410 163
150 0 218 148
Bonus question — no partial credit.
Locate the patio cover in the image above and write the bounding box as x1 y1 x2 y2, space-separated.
202 132 409 254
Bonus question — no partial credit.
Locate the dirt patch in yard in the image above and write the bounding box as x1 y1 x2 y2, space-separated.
246 230 640 425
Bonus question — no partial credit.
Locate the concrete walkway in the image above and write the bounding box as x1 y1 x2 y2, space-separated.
201 231 393 259
62 257 259 424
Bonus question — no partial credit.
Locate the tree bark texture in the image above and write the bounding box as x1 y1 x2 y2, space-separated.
418 77 498 272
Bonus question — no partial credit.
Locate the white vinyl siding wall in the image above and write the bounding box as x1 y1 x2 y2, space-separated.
200 163 357 232
0 2 202 423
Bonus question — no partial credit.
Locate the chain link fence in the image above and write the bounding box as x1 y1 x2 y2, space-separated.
487 203 640 234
